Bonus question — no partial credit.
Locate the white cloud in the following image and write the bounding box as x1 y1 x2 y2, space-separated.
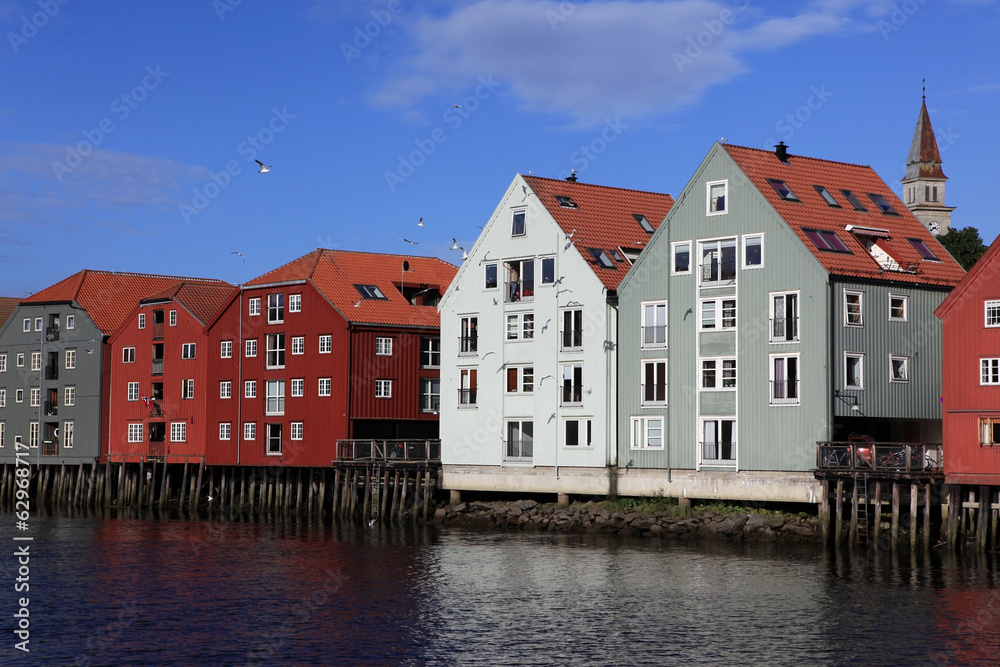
368 0 873 125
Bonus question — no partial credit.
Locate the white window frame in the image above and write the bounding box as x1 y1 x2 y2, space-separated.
564 418 593 448
290 422 303 441
265 380 285 415
0 354 5 372
138 313 145 330
560 309 583 351
671 240 692 276
0 389 5 408
182 343 196 359
375 379 392 398
889 355 909 383
460 316 478 356
245 339 257 357
16 353 24 367
769 354 800 406
64 386 75 406
291 336 304 355
641 301 667 348
66 315 74 329
459 368 477 407
220 381 232 399
511 209 526 237
289 294 302 313
560 364 583 406
700 298 736 331
986 300 1000 328
505 366 534 394
698 237 737 286
640 359 667 406
220 423 231 440
128 423 143 443
291 378 304 397
221 340 232 358
375 337 393 356
169 310 177 326
505 419 533 461
15 389 23 403
122 347 135 363
170 422 187 443
127 382 139 401
0 422 5 448
845 353 865 390
266 423 282 455
421 337 440 368
706 179 728 216
30 352 41 371
506 312 534 341
742 233 763 269
699 418 737 467
244 422 256 441
420 378 441 412
34 317 42 331
267 293 284 324
182 379 194 400
844 290 864 327
318 378 331 397
485 263 498 289
29 388 39 407
248 297 261 316
770 291 800 343
22 318 30 332
245 380 257 398
701 357 736 390
981 358 1000 386
630 416 664 450
62 421 74 448
319 335 332 354
265 333 285 369
29 422 38 448
889 294 908 322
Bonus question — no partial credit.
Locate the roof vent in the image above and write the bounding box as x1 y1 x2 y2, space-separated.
565 170 578 182
774 141 790 164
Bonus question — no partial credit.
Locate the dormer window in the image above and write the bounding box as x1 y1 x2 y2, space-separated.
767 179 799 201
814 186 840 207
511 210 526 236
555 196 577 208
354 284 387 299
908 238 940 261
840 190 867 211
588 248 616 269
707 180 727 215
867 194 899 215
803 228 852 254
633 214 654 233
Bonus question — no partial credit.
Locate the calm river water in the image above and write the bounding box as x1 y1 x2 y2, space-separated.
5 511 1000 666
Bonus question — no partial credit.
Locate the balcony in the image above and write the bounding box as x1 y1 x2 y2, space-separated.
816 441 943 474
770 317 799 343
641 325 666 348
42 441 58 457
506 280 534 303
457 388 477 407
561 329 583 351
640 384 667 406
149 440 165 458
44 401 58 417
45 365 59 381
152 322 164 340
337 439 441 462
459 335 478 357
701 440 737 466
769 380 799 405
45 326 59 342
699 260 737 287
152 359 164 376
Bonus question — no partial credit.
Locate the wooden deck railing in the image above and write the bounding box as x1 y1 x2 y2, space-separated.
336 439 441 462
816 441 942 473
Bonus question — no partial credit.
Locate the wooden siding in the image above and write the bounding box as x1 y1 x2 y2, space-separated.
348 326 440 424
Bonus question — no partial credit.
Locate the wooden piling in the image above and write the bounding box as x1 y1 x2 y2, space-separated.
924 481 932 549
978 485 990 551
909 483 918 551
946 485 960 549
872 481 883 547
820 480 830 545
318 470 327 518
834 480 844 546
849 481 858 545
891 483 900 549
362 468 372 522
193 460 204 509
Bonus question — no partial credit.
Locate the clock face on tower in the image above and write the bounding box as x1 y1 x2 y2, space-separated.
928 221 941 236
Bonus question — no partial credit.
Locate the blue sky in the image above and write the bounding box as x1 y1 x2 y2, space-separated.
1 0 998 296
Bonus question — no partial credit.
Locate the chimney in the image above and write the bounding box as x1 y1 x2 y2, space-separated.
565 173 577 182
774 141 790 164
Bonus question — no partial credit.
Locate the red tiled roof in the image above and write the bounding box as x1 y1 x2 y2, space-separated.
23 271 229 334
0 297 18 331
523 175 674 290
936 233 1000 319
723 144 965 287
246 249 458 327
140 282 237 325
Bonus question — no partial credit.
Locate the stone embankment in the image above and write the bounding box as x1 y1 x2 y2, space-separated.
432 499 821 543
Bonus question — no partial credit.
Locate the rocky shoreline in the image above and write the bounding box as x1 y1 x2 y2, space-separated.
432 499 821 543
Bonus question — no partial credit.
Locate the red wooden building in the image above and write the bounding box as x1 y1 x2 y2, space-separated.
107 281 236 464
935 234 1000 484
202 249 457 468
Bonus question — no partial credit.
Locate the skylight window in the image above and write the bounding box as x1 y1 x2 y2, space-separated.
354 284 387 299
588 248 616 269
814 186 840 207
555 195 578 208
767 179 799 201
803 228 852 254
840 190 867 211
908 238 940 261
633 214 654 233
867 193 899 215
612 250 624 262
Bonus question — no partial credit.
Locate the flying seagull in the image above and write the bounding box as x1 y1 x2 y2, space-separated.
451 238 458 250
254 160 271 173
418 217 424 227
453 105 461 109
353 300 362 308
403 238 418 245
460 247 469 260
231 251 244 263
565 229 576 239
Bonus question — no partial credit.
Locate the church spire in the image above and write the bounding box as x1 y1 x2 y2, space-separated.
904 98 946 181
901 85 953 236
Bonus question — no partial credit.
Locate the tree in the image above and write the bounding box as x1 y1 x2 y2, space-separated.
937 226 988 271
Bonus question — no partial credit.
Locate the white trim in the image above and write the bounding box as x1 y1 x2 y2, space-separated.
742 233 764 269
700 357 736 391
768 290 800 343
889 293 908 322
671 240 692 275
706 179 728 216
698 417 737 468
629 416 664 450
844 289 864 327
845 352 865 390
639 358 667 407
640 300 668 348
889 355 909 383
768 353 800 406
986 300 1000 328
981 358 1000 386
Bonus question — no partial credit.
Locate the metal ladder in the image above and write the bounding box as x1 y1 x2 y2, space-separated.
856 474 870 544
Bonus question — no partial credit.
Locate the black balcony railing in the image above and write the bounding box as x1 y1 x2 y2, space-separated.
337 439 441 462
45 326 59 342
152 359 164 376
641 383 666 405
770 316 800 342
700 259 737 285
770 379 799 405
44 401 57 416
561 385 582 405
458 388 477 406
459 336 478 355
641 325 667 347
505 438 533 461
42 441 58 456
561 329 583 350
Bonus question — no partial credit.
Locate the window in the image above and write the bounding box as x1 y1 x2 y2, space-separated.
290 422 303 441
561 364 583 405
29 388 39 407
555 195 577 208
672 241 691 275
485 263 498 289
642 360 667 406
169 310 177 326
505 420 533 461
127 382 139 401
562 309 583 350
64 386 75 406
506 258 535 302
460 317 478 355
291 378 304 397
890 355 909 383
16 353 24 368
908 238 940 261
459 368 477 407
0 423 4 448
889 294 908 321
138 313 145 329
354 284 386 300
840 189 867 211
511 210 526 236
375 337 393 356
182 343 196 359
289 294 301 313
22 318 30 332
33 317 41 332
845 353 864 389
268 293 284 323
588 248 615 270
541 257 555 284
420 378 441 412
844 291 863 327
767 179 799 201
28 422 38 448
565 418 593 448
266 333 285 368
421 338 440 368
244 422 256 441
814 186 840 207
0 354 4 372
702 358 736 389
66 315 74 329
770 355 799 405
771 292 799 342
63 421 74 448
707 180 727 214
700 239 737 285
245 339 257 357
506 313 534 340
0 389 5 408
804 228 852 253
630 417 663 450
981 418 1000 446
982 359 1000 385
221 340 232 358
868 193 899 215
291 336 304 355
700 299 736 330
319 335 332 354
220 423 231 440
702 419 736 465
986 301 1000 328
375 379 392 398
245 380 257 398
248 298 261 316
220 381 232 399
15 389 23 403
265 380 285 415
506 366 534 394
170 422 186 443
743 234 763 268
128 423 143 443
30 352 41 371
642 302 666 348
182 379 194 399
318 378 331 397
